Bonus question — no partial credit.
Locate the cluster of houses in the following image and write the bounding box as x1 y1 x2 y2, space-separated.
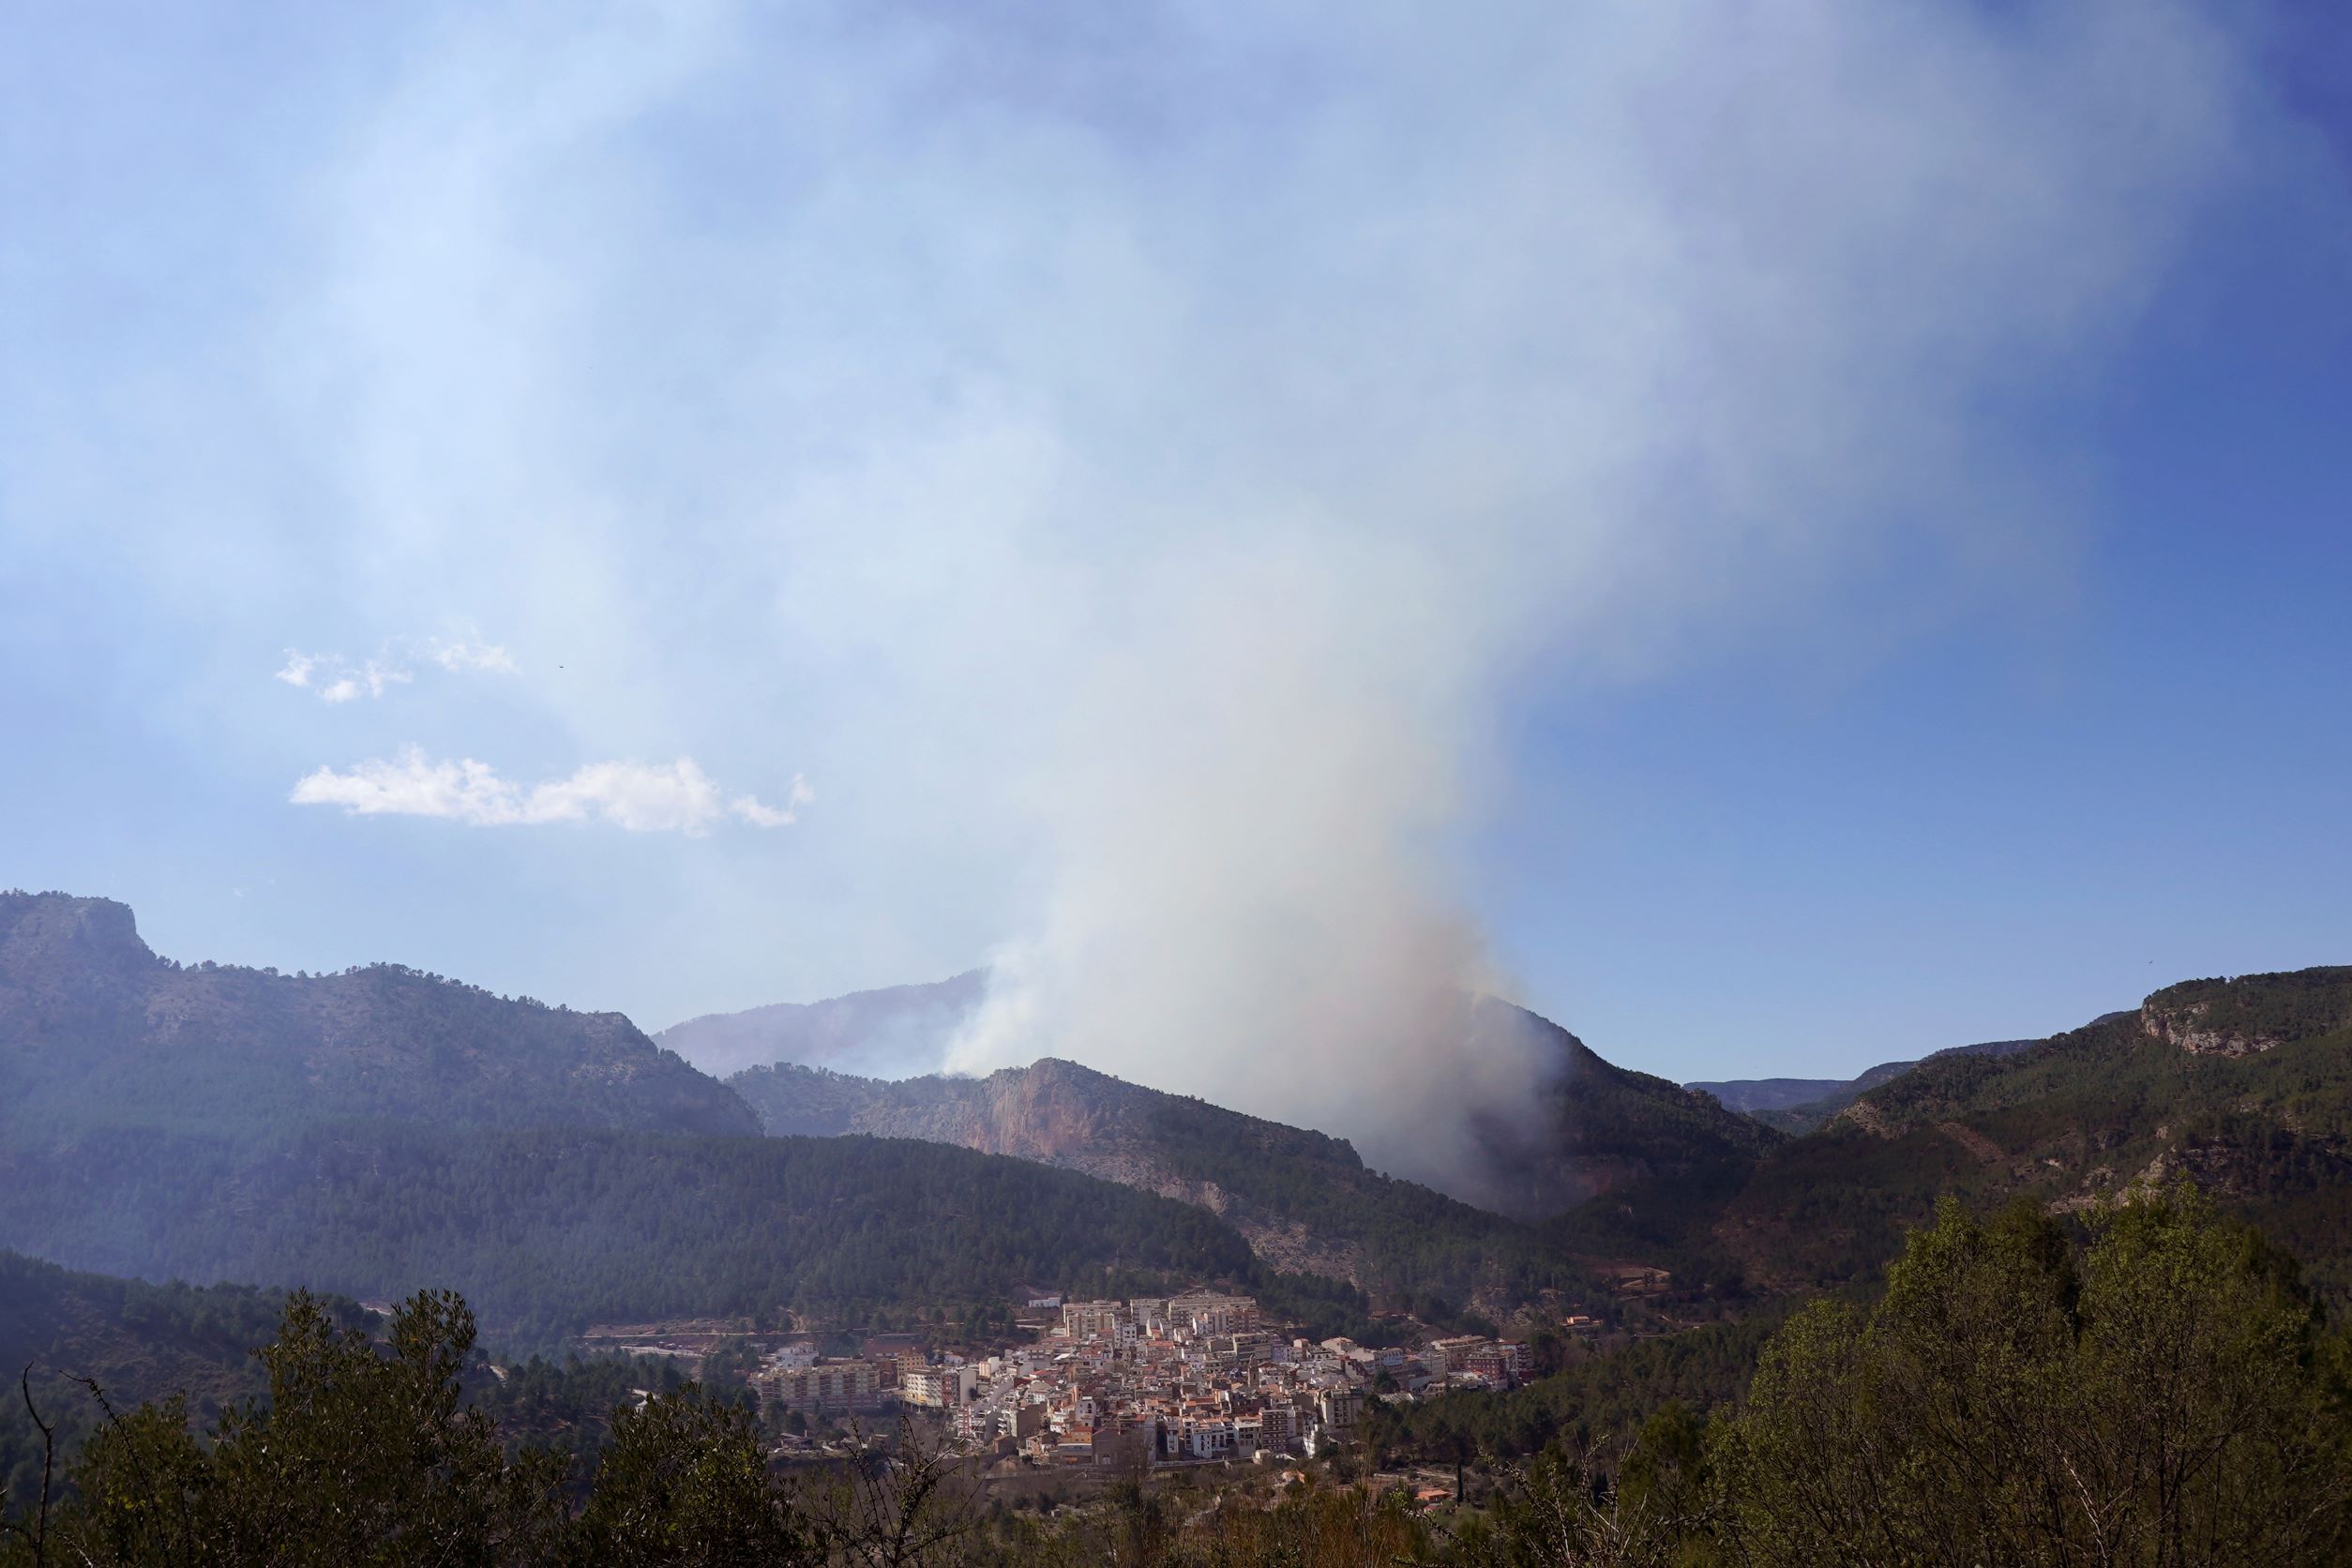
750 1289 1541 1466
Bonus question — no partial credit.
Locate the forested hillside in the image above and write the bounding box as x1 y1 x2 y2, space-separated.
1692 1035 2043 1134
0 892 756 1139
0 1252 377 1514
727 1056 1596 1309
1567 966 2352 1297
0 1122 1282 1347
0 892 1458 1347
1453 1002 1781 1220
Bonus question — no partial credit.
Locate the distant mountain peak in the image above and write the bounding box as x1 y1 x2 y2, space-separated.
655 970 988 1079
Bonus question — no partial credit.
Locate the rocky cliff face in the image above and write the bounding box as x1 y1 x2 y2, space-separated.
2136 969 2352 1059
729 1056 1553 1286
0 891 758 1139
2140 999 2280 1057
731 998 1781 1237
1688 965 2352 1294
728 1057 1371 1274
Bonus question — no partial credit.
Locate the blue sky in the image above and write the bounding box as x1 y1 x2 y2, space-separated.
1489 162 2352 1076
4 2 2348 1133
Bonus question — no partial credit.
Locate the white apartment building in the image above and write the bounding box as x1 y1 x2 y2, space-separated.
761 1360 884 1413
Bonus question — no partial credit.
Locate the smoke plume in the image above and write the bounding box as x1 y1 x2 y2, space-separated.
922 2 2258 1187
18 1 2275 1192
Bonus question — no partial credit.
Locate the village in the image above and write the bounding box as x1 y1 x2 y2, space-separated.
745 1290 1556 1468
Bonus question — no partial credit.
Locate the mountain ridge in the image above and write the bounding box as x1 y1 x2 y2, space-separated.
1572 966 2352 1298
716 996 1785 1218
0 890 758 1140
724 1053 1606 1312
1690 1035 2046 1134
0 891 1583 1339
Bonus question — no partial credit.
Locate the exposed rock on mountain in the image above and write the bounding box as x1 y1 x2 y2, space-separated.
656 971 986 1079
727 1054 1591 1303
2138 969 2352 1057
657 977 1769 1240
722 999 1780 1310
1592 966 2352 1298
0 891 759 1139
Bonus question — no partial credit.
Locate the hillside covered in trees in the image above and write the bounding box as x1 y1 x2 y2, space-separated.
1692 1035 2043 1134
728 1056 1601 1309
1559 965 2352 1300
0 1252 366 1517
0 1122 1295 1347
0 894 1453 1345
0 892 757 1139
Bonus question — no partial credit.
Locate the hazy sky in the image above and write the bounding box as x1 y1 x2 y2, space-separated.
6 1 2349 1096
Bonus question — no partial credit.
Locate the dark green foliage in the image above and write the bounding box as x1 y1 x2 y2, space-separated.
1561 967 2352 1303
474 1354 692 1483
1543 1158 1762 1291
22 1291 569 1566
568 1387 806 1565
1455 1443 1693 1567
1716 1193 2352 1564
2144 966 2352 1048
1735 977 2352 1293
0 1290 974 1567
210 1291 568 1563
695 1337 765 1402
1696 1039 2043 1136
9 1199 2347 1566
1368 1310 1788 1465
0 1251 369 1515
0 1123 1261 1348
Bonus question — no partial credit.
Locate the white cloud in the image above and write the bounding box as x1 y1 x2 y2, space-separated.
731 776 814 828
320 658 409 703
275 639 515 701
290 748 803 835
422 638 519 675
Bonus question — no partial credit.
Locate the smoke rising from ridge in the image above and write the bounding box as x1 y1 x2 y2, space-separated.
922 1 2262 1188
9 2 2279 1190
